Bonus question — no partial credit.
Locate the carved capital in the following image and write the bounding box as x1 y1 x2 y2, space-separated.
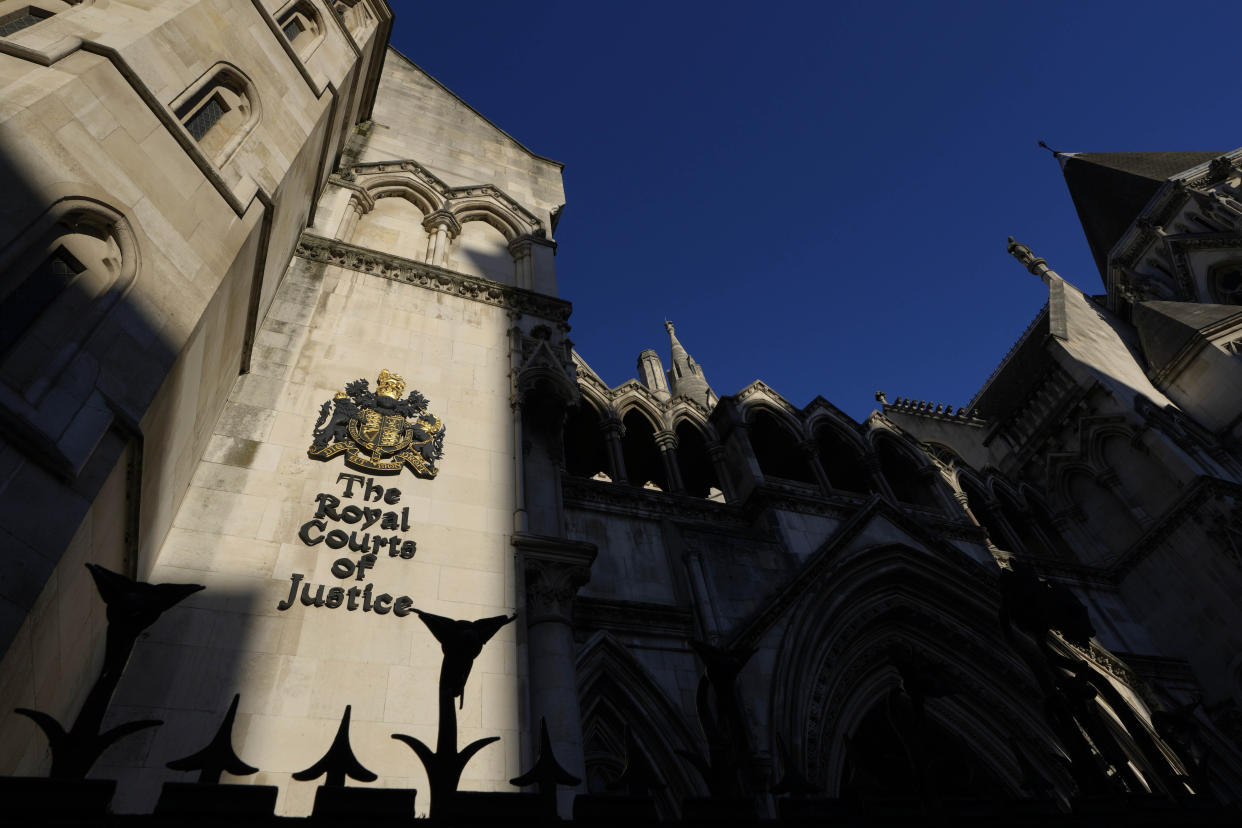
507 233 555 256
514 533 598 625
654 430 679 452
422 209 462 237
598 417 625 440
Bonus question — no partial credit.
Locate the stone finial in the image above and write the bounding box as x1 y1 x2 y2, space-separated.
1006 237 1061 286
875 391 888 404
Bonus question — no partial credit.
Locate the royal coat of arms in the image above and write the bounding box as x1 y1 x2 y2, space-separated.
308 370 445 477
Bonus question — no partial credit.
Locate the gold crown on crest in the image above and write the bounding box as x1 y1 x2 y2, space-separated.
376 369 406 399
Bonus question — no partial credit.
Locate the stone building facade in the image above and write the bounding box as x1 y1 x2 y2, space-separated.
0 2 1240 819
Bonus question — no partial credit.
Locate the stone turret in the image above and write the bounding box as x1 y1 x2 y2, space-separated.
637 349 671 400
664 321 716 408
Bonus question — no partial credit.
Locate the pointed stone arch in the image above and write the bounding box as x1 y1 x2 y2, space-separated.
870 432 944 512
745 404 814 485
576 633 705 812
362 172 444 216
563 394 610 480
1052 464 1143 564
769 543 1057 798
619 406 666 491
613 391 666 433
810 417 871 495
672 416 721 499
451 198 533 242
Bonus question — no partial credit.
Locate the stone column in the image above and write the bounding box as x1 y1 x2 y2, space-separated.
599 417 626 484
917 465 959 515
422 209 461 268
706 440 735 502
978 499 1024 555
514 533 598 817
655 429 684 494
708 399 763 500
337 194 367 242
863 456 896 501
509 236 534 289
799 439 832 496
952 490 986 531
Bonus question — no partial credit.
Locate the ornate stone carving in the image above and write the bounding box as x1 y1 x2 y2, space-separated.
514 533 598 624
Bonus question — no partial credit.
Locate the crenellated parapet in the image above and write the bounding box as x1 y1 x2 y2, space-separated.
879 394 986 425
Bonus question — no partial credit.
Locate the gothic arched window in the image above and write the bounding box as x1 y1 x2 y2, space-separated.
674 420 720 499
875 437 942 511
0 198 138 402
563 400 610 480
814 424 869 493
171 63 259 167
277 1 325 61
749 409 814 484
620 408 666 491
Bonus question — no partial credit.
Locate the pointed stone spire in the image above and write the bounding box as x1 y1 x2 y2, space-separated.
664 321 716 408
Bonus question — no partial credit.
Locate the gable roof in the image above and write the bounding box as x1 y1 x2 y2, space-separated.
384 47 564 169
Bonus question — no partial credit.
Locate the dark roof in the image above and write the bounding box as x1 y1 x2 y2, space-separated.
969 308 1051 421
1060 152 1221 280
1132 299 1242 373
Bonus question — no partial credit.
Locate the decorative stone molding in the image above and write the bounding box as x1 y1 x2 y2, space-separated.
346 159 544 233
516 338 579 406
514 533 598 625
1165 234 1242 302
294 231 572 322
1186 154 1241 189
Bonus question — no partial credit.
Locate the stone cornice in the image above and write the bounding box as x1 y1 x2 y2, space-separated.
294 231 572 322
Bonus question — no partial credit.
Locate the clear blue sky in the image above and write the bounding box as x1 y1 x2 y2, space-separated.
389 1 1236 421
